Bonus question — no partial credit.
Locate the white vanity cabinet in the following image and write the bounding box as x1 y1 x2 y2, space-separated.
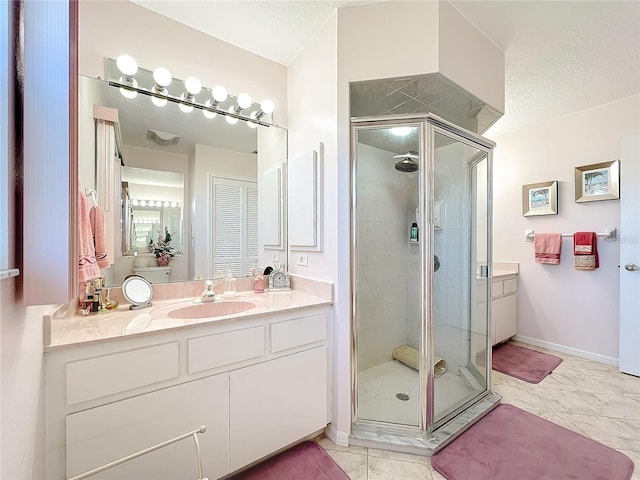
45 305 331 480
492 274 518 345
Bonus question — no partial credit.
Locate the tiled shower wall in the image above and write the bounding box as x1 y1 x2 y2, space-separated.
356 143 415 371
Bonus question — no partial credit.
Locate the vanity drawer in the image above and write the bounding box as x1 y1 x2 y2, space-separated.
503 278 517 295
188 326 265 374
66 342 179 405
491 280 504 299
270 314 327 353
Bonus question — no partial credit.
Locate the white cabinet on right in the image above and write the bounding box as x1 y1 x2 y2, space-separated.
229 346 328 471
492 275 518 345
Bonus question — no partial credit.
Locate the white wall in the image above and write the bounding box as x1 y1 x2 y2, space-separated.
439 1 505 114
287 12 343 440
492 95 640 362
79 1 286 123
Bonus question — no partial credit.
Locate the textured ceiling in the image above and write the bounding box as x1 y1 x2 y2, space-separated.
132 0 640 137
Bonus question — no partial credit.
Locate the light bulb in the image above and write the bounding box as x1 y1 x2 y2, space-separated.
171 202 177 208
390 127 413 137
153 67 172 88
131 199 139 206
247 111 258 128
237 93 252 110
184 76 202 95
140 200 147 207
260 99 275 114
163 201 170 207
120 87 138 99
212 85 228 103
151 87 168 107
179 103 194 114
226 106 239 125
116 55 137 76
179 93 194 113
203 99 217 119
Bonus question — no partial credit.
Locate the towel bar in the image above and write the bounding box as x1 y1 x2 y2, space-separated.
67 425 207 480
525 228 616 243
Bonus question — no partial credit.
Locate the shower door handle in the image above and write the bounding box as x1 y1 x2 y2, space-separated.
479 265 489 278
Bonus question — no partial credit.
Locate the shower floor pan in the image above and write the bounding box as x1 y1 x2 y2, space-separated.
357 360 475 426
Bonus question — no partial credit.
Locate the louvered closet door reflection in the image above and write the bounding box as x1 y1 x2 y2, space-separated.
211 177 258 278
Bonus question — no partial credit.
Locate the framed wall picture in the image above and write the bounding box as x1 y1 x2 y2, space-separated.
522 180 558 217
574 160 620 203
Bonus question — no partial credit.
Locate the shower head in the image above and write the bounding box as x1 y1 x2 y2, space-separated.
393 151 419 173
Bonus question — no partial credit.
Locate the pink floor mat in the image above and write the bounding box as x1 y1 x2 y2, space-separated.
432 404 634 480
493 342 562 383
229 441 349 480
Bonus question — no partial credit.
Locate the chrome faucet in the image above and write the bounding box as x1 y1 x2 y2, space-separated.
200 279 216 302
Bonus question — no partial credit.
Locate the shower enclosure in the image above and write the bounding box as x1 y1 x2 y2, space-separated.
351 113 498 452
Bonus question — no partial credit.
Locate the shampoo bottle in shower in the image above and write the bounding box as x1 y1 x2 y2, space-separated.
410 223 419 243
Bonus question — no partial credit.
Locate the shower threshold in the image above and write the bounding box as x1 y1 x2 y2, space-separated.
350 391 502 456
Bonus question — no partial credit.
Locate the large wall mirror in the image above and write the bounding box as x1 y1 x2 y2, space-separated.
78 74 287 287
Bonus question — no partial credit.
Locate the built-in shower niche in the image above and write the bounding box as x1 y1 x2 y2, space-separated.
351 114 500 455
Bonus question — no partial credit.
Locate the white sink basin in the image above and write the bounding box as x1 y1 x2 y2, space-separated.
167 300 256 319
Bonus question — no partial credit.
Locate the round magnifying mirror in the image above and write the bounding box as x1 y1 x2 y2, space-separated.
122 275 154 310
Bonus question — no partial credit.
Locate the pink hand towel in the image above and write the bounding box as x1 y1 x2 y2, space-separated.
90 206 110 268
573 232 599 270
77 190 101 282
534 233 562 264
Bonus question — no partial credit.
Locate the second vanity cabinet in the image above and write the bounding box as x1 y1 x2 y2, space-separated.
492 274 518 345
45 305 331 480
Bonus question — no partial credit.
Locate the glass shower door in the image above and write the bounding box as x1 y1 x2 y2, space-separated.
353 123 422 428
431 128 490 425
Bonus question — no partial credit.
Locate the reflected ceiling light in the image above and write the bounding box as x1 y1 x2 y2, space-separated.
147 129 180 146
203 99 217 119
390 127 413 137
119 83 138 99
151 67 172 107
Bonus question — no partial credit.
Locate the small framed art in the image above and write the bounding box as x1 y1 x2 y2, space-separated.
574 160 620 203
522 180 558 217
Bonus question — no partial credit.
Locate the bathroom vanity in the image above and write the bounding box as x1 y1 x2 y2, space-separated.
492 262 519 345
44 287 332 480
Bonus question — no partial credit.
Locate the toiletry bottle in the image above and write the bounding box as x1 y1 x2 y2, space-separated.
254 270 265 294
224 270 237 297
410 222 419 243
80 282 96 315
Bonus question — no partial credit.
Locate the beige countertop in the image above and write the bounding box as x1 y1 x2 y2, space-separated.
45 288 332 352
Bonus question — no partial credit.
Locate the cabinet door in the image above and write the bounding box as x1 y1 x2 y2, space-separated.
493 294 517 345
66 374 230 480
229 346 328 470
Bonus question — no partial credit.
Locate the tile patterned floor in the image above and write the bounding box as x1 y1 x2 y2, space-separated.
318 341 640 480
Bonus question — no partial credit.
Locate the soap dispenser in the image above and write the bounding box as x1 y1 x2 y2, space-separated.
223 270 237 298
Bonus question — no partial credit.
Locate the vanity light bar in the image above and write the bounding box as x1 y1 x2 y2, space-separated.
108 56 277 128
131 199 179 208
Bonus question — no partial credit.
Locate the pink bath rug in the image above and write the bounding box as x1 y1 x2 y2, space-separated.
492 342 562 383
229 441 350 480
432 404 634 480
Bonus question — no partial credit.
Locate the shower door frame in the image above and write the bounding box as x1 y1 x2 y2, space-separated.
350 113 496 438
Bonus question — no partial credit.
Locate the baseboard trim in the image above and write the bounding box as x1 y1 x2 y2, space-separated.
512 335 619 367
325 424 350 447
